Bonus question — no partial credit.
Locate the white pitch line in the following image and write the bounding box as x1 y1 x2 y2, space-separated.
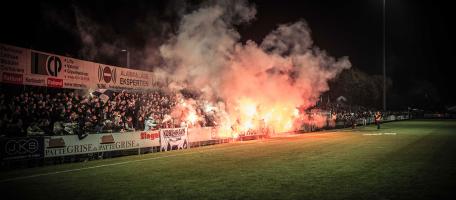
0 150 203 183
384 132 397 135
363 132 397 136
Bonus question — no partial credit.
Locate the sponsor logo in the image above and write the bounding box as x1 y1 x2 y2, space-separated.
47 77 63 88
100 134 115 144
24 77 45 85
4 138 39 155
47 56 62 76
140 131 160 140
98 65 117 83
45 135 138 157
64 82 87 88
119 78 148 87
2 72 23 84
120 70 149 79
48 137 66 148
31 52 62 77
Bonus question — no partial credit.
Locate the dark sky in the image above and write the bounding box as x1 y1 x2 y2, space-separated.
1 0 454 109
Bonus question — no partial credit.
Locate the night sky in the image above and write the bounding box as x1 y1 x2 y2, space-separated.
1 0 454 110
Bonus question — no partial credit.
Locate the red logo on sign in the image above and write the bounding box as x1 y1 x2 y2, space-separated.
98 65 116 83
2 72 23 84
103 67 112 83
47 77 63 88
141 131 160 140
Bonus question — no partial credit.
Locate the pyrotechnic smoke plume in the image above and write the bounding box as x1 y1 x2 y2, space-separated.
158 0 351 133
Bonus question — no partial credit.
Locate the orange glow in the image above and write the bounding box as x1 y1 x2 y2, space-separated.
284 120 293 130
222 97 302 135
293 108 299 117
187 111 197 124
240 99 257 117
241 120 254 131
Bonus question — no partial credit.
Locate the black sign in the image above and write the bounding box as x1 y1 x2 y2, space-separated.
31 52 62 77
0 137 44 161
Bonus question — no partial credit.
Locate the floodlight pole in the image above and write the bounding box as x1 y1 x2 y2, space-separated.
121 49 130 68
383 0 387 111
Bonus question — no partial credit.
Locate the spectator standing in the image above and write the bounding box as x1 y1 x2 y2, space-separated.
375 111 382 129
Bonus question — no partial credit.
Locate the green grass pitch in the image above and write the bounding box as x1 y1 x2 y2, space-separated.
1 120 455 200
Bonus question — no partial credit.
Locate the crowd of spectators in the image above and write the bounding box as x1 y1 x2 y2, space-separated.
315 101 409 128
0 86 185 138
1 84 410 138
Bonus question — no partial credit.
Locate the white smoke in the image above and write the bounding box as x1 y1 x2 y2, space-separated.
159 0 256 89
157 0 351 132
73 6 119 61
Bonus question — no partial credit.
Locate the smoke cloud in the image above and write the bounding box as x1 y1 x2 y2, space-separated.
157 0 351 132
73 6 119 61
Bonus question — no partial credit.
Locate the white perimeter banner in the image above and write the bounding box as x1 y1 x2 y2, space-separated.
160 127 188 151
187 127 219 142
44 130 160 157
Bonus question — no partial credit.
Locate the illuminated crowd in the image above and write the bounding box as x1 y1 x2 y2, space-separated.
0 84 409 138
0 85 217 138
